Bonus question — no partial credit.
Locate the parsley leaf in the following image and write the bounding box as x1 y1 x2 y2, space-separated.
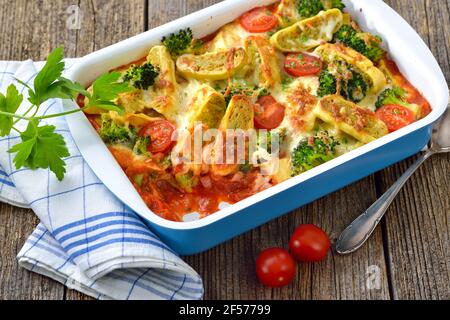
0 85 23 136
86 71 132 115
9 119 70 181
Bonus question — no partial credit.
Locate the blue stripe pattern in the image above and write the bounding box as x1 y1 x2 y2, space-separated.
1 59 203 300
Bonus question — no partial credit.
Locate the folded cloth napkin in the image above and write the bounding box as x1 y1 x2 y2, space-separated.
0 59 204 300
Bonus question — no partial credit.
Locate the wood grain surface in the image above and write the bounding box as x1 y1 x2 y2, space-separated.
0 0 448 300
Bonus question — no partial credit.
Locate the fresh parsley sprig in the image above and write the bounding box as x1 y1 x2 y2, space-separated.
0 47 133 181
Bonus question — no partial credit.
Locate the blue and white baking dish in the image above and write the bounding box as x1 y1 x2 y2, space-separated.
64 0 449 255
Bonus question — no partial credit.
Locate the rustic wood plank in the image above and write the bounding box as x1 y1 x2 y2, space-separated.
0 203 64 300
378 0 450 300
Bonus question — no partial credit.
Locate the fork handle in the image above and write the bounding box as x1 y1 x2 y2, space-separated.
336 151 433 255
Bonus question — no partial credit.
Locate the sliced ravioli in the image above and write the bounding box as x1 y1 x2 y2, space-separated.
314 95 388 144
275 0 303 28
189 85 226 129
210 22 247 50
315 43 387 94
243 36 282 88
219 95 254 130
176 47 247 81
271 9 343 52
141 45 180 122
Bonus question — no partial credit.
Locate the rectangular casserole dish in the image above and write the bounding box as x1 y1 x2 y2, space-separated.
64 0 449 255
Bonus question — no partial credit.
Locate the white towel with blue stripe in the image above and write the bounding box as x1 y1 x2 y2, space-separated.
0 59 204 300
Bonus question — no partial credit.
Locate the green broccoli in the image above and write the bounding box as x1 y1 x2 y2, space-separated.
318 70 337 97
340 71 368 103
297 0 345 18
330 0 345 11
375 87 419 114
239 163 253 174
222 81 268 106
333 25 384 62
318 67 368 103
99 115 135 144
175 171 199 193
123 62 159 90
291 131 339 176
133 136 150 156
162 28 194 56
258 128 287 154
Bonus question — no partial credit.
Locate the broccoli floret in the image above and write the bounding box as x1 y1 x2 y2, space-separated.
258 129 287 154
175 171 199 193
162 28 194 56
99 115 134 144
222 82 268 106
133 136 150 156
375 87 418 111
330 0 345 11
123 62 159 90
291 132 339 176
318 71 337 97
297 0 325 18
340 71 368 103
333 25 384 61
239 163 253 174
297 0 345 18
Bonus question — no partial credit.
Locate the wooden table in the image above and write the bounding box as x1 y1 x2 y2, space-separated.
0 0 448 300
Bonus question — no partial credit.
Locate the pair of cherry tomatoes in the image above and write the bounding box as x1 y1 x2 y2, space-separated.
256 224 331 288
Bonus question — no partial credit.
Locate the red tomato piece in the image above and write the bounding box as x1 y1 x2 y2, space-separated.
376 104 415 133
139 120 176 154
289 224 331 263
254 96 286 130
284 53 323 77
256 248 296 288
240 7 278 33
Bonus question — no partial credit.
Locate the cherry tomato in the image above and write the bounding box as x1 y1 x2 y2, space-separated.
254 96 286 130
240 7 278 33
376 104 415 133
289 224 331 263
284 53 323 77
256 248 296 288
139 120 176 154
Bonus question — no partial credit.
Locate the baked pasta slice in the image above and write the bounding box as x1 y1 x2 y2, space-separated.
315 43 387 95
315 95 389 144
243 36 282 89
271 9 343 52
176 47 247 81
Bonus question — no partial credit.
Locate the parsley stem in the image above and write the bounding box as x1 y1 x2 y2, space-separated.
13 105 36 125
0 110 30 120
11 126 22 134
34 106 89 120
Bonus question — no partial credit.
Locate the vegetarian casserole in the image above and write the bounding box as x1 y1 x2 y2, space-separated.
77 0 432 222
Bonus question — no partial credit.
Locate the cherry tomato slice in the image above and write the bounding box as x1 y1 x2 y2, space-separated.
254 96 286 130
139 120 176 154
289 224 331 263
256 248 296 288
376 104 415 133
284 53 323 77
240 7 278 33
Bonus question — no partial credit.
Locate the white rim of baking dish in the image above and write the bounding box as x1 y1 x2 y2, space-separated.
65 0 449 231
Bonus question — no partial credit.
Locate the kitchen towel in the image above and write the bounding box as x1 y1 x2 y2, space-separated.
0 59 203 300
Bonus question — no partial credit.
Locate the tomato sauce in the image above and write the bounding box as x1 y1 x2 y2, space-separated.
108 146 266 222
381 58 432 117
